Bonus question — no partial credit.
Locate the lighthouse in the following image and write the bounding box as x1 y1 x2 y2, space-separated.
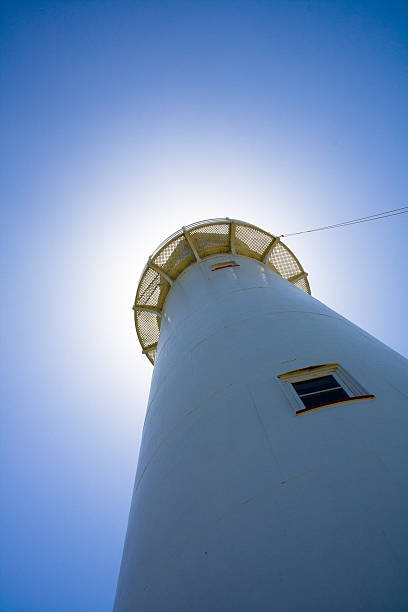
114 218 408 611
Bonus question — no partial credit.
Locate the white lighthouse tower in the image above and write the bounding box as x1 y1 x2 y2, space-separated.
114 218 408 611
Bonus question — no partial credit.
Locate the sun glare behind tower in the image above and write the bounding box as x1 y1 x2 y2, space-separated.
114 218 408 611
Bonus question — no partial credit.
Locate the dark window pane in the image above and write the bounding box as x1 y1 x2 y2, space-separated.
300 387 349 410
292 375 340 395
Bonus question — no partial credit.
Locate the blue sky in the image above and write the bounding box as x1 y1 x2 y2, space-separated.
1 1 407 610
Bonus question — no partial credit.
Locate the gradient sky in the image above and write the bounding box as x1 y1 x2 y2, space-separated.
1 1 407 610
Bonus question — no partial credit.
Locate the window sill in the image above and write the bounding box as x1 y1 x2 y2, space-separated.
295 394 376 416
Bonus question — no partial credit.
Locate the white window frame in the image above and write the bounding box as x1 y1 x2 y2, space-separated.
277 363 374 415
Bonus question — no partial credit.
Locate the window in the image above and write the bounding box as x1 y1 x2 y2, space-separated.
292 375 349 411
210 260 240 271
278 363 375 415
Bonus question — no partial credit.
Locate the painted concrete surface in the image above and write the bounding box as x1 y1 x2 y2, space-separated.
115 255 408 611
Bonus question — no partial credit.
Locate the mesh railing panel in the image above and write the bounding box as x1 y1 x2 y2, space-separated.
152 236 195 280
234 225 273 260
293 277 309 293
166 239 196 278
145 346 157 365
269 242 301 279
136 268 161 306
190 223 230 258
136 310 160 347
136 268 170 309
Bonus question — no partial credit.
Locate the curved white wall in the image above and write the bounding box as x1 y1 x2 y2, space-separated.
115 255 408 611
